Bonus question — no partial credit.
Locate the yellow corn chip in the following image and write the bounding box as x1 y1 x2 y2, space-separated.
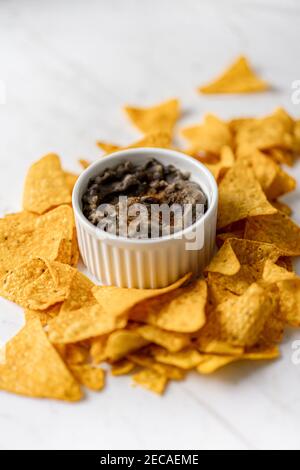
204 146 235 181
97 141 121 154
129 353 185 380
197 338 244 356
0 258 75 310
65 344 90 365
69 365 105 391
217 283 278 347
64 171 78 194
124 98 179 134
48 302 127 344
25 304 61 327
153 348 205 369
0 319 82 401
111 359 135 376
132 368 168 395
206 240 240 276
244 212 300 256
199 56 269 94
144 279 207 333
197 355 237 374
105 329 149 362
0 206 75 276
90 335 109 364
23 154 71 214
239 151 296 200
137 324 190 352
217 160 277 229
79 159 90 169
181 114 232 155
60 270 96 313
92 272 191 318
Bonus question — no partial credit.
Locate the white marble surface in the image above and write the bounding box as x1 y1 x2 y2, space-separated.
0 0 300 450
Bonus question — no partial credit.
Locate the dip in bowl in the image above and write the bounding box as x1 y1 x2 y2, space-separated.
73 147 218 288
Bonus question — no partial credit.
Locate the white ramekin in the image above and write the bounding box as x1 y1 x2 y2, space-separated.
72 147 218 288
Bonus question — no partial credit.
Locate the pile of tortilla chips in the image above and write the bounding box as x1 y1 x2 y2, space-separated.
1 57 300 400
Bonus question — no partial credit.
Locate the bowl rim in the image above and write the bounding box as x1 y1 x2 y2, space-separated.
72 147 218 245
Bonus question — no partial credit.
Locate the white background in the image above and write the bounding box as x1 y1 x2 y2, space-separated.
0 0 300 450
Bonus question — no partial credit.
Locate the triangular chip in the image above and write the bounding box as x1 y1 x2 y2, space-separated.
216 283 278 347
132 369 168 395
124 99 180 134
181 114 232 155
105 329 148 362
137 325 190 353
23 154 71 214
92 272 191 318
217 160 277 229
0 206 76 276
47 303 127 344
198 56 269 94
152 348 205 370
0 319 82 401
69 365 105 391
0 258 75 310
142 279 207 333
244 212 300 256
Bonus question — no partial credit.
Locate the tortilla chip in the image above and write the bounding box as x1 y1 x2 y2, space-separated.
0 206 75 276
69 365 105 391
204 146 235 181
105 329 148 362
90 335 109 364
217 283 278 347
79 159 90 169
217 160 277 229
197 355 237 374
239 151 296 200
206 240 240 276
132 369 168 395
25 304 61 327
111 359 135 376
271 200 292 216
153 348 205 369
198 56 269 94
242 346 280 360
23 154 71 214
65 344 90 365
97 141 121 154
0 319 82 401
92 272 191 318
48 303 127 344
236 111 294 157
124 99 180 134
64 171 78 194
181 114 232 155
143 279 207 333
129 353 185 380
60 271 96 313
244 212 300 256
0 258 75 310
207 238 282 280
197 338 243 356
263 261 300 327
137 325 190 352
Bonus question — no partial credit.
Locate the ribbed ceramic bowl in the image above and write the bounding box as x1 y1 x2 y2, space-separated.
72 147 218 288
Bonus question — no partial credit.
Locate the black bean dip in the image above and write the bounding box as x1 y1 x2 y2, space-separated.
82 159 207 239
